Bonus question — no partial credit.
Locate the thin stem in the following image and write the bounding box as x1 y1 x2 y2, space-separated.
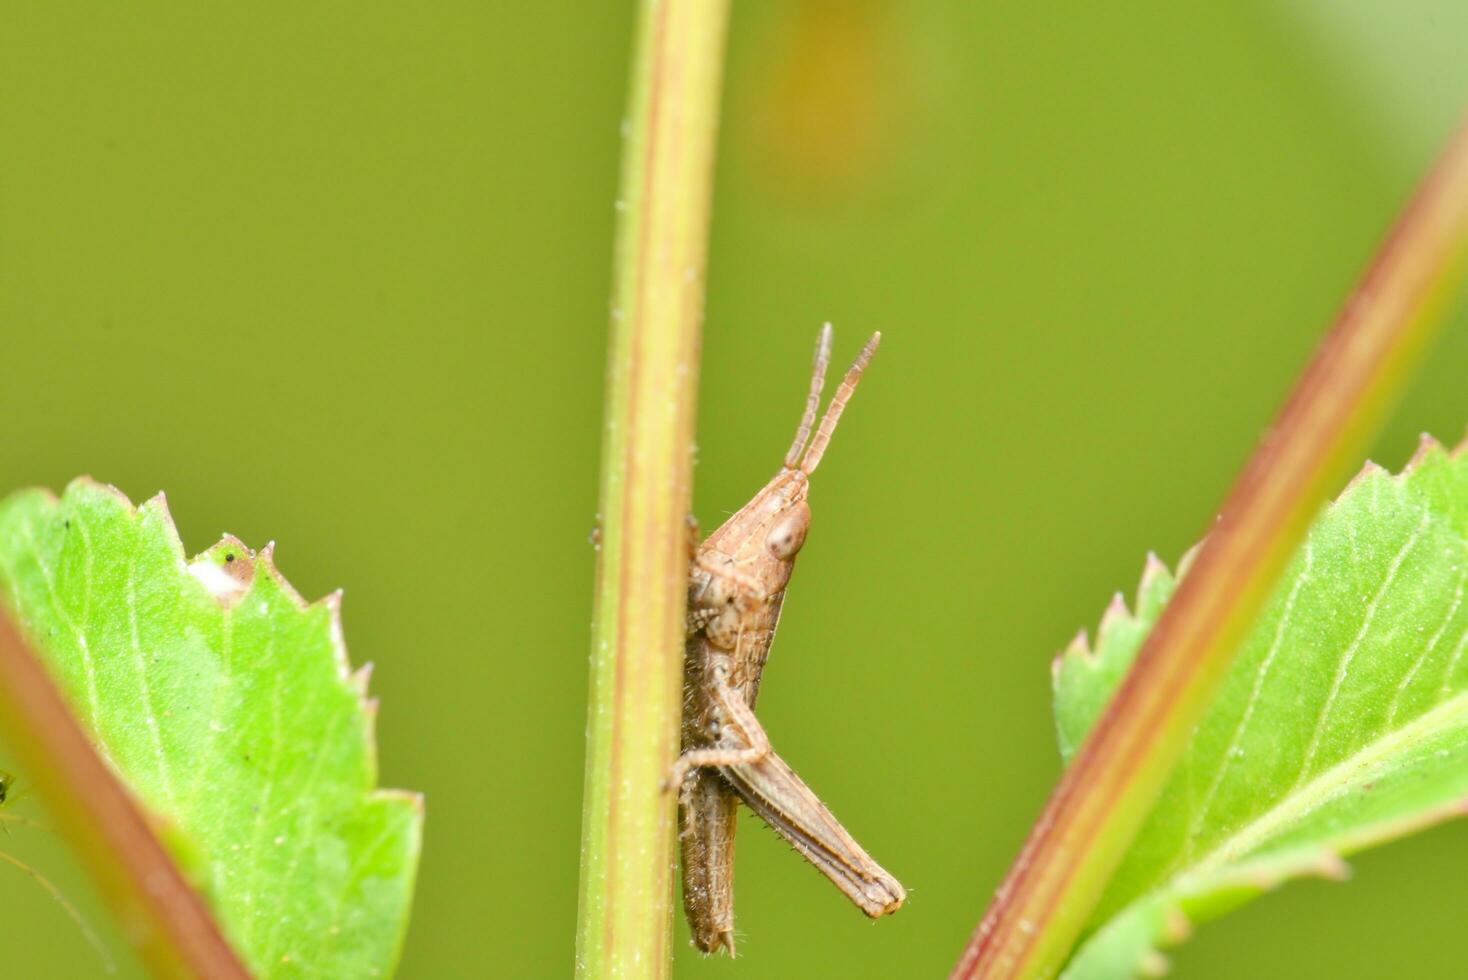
0 611 249 978
953 115 1468 979
575 3 730 978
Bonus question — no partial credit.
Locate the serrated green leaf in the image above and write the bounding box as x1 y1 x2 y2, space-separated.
1054 437 1468 979
0 480 421 978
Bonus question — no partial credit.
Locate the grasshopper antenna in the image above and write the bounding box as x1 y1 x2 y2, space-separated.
784 323 833 468
799 330 880 474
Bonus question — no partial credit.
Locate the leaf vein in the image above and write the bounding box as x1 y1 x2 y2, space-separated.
1189 539 1315 844
1182 689 1468 883
1388 551 1467 723
1296 510 1429 781
240 621 284 951
257 684 341 962
21 514 101 725
125 546 177 806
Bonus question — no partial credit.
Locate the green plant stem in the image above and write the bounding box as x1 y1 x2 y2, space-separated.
0 611 249 978
953 115 1468 979
575 3 730 977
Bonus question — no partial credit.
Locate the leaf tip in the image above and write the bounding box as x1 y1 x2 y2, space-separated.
255 541 321 613
315 587 346 624
1099 592 1131 634
1053 629 1093 679
66 477 146 521
1314 852 1351 882
1407 432 1446 470
62 474 103 496
1344 459 1388 493
188 536 256 606
1136 551 1175 610
1174 540 1204 580
350 662 374 697
377 787 426 817
1161 905 1191 943
317 589 357 685
1138 950 1171 978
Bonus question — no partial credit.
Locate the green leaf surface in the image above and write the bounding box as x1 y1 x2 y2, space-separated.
0 480 421 978
1054 437 1468 979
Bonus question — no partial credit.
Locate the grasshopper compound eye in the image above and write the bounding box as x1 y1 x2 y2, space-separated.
765 502 810 560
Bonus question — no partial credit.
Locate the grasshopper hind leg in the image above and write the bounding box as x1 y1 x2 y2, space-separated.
674 657 765 955
678 770 739 956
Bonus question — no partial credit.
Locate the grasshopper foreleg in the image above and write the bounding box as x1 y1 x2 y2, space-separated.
666 662 770 793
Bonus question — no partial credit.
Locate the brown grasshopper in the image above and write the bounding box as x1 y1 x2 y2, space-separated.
668 325 904 956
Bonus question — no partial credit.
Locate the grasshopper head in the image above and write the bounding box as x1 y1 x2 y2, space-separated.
704 326 879 565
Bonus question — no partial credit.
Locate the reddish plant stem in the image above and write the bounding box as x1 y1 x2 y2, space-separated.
0 611 249 978
954 115 1468 978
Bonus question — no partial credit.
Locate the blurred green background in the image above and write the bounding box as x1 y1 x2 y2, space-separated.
2 2 1468 976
